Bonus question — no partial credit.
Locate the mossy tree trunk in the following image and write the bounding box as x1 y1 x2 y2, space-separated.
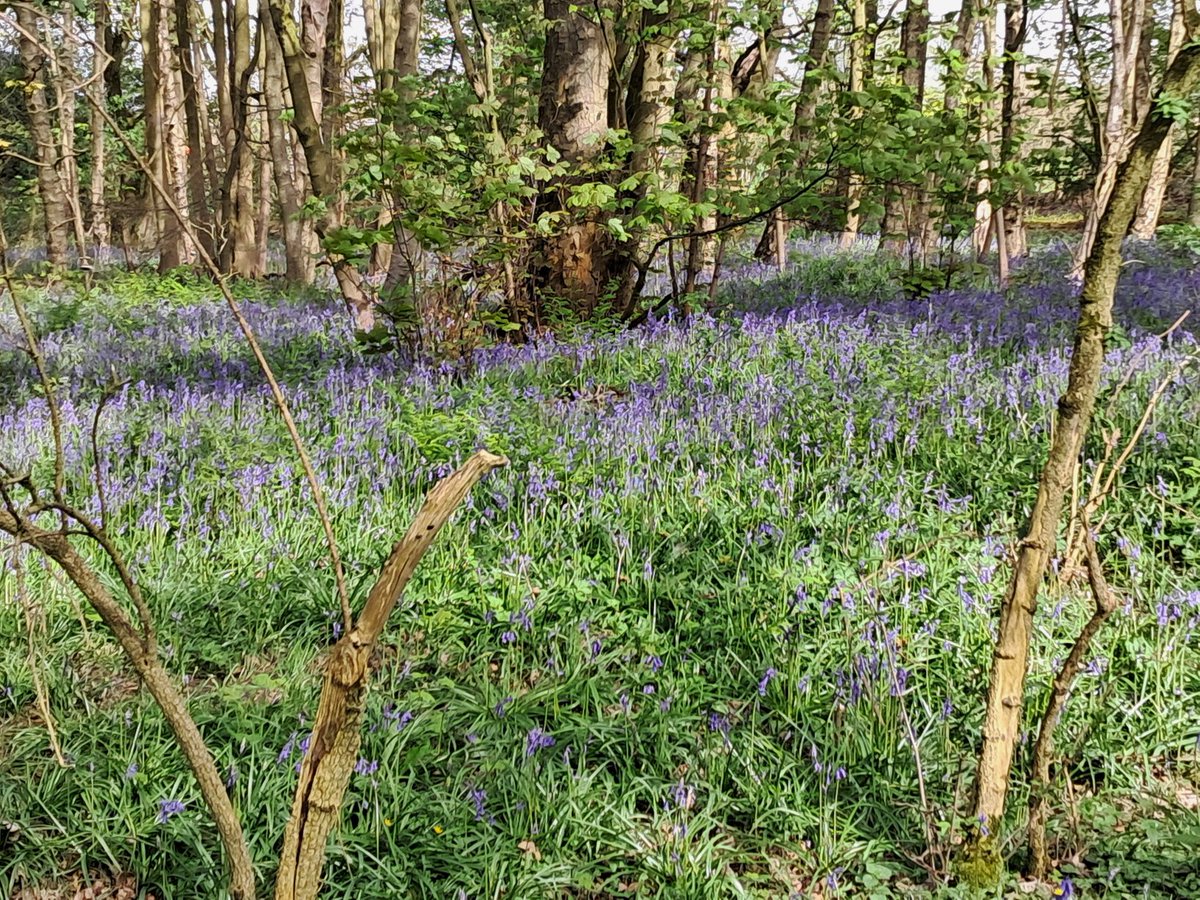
961 6 1200 884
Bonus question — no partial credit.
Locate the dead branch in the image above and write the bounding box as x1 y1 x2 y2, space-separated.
274 449 507 900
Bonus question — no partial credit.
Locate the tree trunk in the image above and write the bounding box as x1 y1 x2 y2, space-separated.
15 5 73 265
839 0 868 248
1131 0 1185 238
219 0 259 275
262 9 315 284
973 12 996 258
611 2 680 313
48 8 90 260
159 0 193 269
265 0 377 327
532 0 614 323
681 1 733 298
880 0 931 258
999 0 1029 259
89 0 111 250
175 0 215 259
1071 0 1148 278
961 11 1200 886
378 0 424 302
756 0 834 264
272 451 507 900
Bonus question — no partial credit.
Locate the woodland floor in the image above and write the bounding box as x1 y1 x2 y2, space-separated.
1 240 1199 898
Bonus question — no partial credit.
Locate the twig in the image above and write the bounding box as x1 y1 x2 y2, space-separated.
2 269 65 508
1027 517 1118 880
89 376 126 530
275 449 507 900
11 542 69 767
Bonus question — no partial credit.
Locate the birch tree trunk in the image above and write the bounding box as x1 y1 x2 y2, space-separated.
159 0 193 268
961 5 1200 885
89 0 111 250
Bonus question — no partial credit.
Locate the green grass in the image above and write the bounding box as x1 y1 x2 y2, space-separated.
1 254 1199 898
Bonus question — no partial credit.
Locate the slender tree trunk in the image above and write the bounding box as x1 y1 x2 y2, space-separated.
840 0 868 248
682 1 732 297
961 12 1200 886
48 8 90 259
379 0 424 302
1071 0 1148 278
611 2 680 312
973 8 996 258
175 0 215 258
301 0 330 125
880 0 931 257
1131 0 1185 238
159 0 193 268
220 0 258 275
15 5 73 264
756 0 834 264
999 0 1029 259
265 0 376 326
262 9 314 284
90 0 111 250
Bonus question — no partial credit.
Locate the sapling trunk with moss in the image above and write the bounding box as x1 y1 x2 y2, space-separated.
960 6 1200 885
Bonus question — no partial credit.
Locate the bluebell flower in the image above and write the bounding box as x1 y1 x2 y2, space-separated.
156 798 186 824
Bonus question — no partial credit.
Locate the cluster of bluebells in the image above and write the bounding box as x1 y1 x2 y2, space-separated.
3 247 1199 892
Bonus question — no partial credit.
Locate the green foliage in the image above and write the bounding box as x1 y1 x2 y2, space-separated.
3 258 1199 896
1157 224 1200 257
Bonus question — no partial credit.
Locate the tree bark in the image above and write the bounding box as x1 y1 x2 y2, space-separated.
756 0 834 264
839 0 868 248
265 0 377 326
1071 0 1148 278
15 4 73 264
879 0 931 258
262 8 316 284
611 2 680 313
961 10 1200 885
89 0 111 250
378 0 424 302
219 0 259 275
532 0 614 323
175 0 215 259
1131 0 1185 238
999 0 1029 259
273 451 507 900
